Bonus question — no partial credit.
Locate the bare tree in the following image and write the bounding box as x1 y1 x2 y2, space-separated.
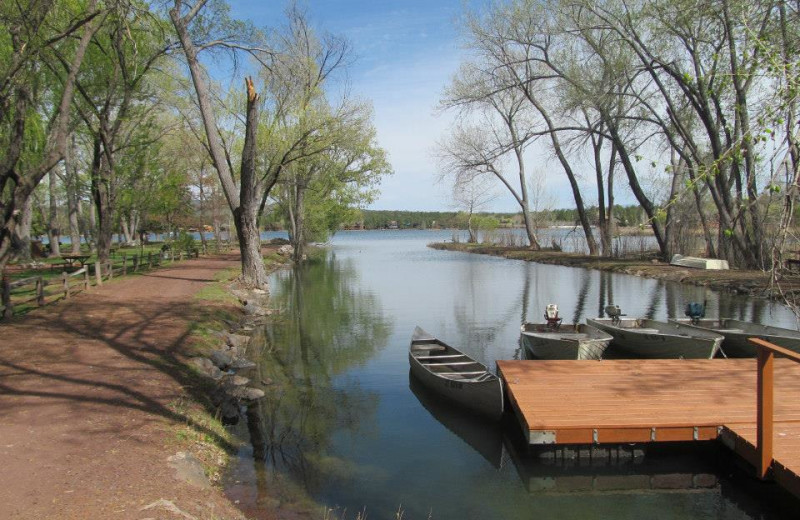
440 65 542 249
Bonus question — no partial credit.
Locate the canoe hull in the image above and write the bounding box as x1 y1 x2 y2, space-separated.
520 323 612 360
587 318 722 359
670 318 800 358
409 327 504 421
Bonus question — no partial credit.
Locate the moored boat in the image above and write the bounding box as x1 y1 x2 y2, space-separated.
520 322 613 360
409 326 504 421
587 306 723 359
669 318 800 358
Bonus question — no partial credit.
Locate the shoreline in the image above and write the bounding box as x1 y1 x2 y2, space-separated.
429 242 800 298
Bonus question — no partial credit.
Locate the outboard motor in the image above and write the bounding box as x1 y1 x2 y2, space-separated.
684 302 706 325
544 304 562 329
605 304 625 325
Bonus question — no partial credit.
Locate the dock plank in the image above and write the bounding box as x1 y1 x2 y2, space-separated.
497 358 800 498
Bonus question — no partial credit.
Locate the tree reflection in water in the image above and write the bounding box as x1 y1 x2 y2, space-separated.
235 251 391 513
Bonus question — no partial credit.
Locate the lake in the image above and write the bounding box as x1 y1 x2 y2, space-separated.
225 230 799 519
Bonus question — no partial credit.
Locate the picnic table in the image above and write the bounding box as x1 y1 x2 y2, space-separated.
61 254 92 269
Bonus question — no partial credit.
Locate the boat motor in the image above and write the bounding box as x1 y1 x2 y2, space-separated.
605 304 625 325
544 304 562 329
684 302 706 325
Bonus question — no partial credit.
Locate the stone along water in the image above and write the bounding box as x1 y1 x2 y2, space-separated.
225 230 799 519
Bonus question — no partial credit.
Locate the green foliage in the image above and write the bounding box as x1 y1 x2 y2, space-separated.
174 230 196 253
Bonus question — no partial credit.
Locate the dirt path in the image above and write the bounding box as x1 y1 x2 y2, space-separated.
0 256 248 520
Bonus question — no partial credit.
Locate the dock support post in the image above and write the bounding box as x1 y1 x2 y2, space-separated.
757 346 774 479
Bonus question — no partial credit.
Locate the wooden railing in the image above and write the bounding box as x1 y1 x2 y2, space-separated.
1 248 202 319
749 337 800 479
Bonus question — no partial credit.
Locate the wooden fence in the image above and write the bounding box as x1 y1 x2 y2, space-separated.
1 248 201 320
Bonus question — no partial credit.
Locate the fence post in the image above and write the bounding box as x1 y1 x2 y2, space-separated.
62 271 70 300
757 346 774 479
179 251 184 261
2 276 12 318
83 267 89 291
95 260 103 286
148 252 153 269
133 254 139 272
122 254 127 275
36 276 45 306
107 261 113 279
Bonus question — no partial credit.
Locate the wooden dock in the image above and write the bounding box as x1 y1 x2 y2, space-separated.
497 357 800 497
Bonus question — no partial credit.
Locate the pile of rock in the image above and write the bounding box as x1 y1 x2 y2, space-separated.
190 331 264 423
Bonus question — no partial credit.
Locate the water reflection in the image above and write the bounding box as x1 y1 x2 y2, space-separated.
408 373 504 469
225 230 800 519
227 253 391 515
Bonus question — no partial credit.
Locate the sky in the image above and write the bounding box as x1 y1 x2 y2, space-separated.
225 0 618 212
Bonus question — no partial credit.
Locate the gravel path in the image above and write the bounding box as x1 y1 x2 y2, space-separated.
0 256 248 520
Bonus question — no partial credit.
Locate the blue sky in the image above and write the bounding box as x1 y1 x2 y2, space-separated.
225 0 602 212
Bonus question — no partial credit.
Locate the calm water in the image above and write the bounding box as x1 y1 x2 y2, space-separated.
225 230 799 519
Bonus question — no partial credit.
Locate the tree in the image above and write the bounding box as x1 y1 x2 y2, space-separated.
439 64 542 249
450 172 498 243
170 2 354 287
273 100 390 262
0 0 103 271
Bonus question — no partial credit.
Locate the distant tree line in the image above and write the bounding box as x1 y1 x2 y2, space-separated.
325 205 651 231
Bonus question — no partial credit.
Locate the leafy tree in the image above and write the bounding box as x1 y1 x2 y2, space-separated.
0 0 103 270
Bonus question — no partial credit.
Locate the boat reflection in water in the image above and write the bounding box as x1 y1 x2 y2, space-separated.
408 372 504 469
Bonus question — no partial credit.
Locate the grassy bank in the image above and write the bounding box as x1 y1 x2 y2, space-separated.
169 248 290 494
429 242 800 298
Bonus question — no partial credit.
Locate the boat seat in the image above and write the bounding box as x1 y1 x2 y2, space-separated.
414 354 466 360
715 329 745 333
440 371 487 378
462 373 495 382
633 328 662 334
411 345 446 352
425 361 482 366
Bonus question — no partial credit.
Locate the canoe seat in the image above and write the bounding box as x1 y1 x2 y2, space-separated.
715 329 745 333
414 354 466 360
411 345 446 352
633 328 662 334
462 373 495 382
440 371 488 378
425 361 482 366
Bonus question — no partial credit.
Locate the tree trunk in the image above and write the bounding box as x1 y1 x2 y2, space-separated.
235 77 269 286
526 95 597 255
291 186 306 263
11 197 34 263
606 119 666 256
65 135 82 254
233 206 268 287
511 134 540 250
91 138 114 262
47 170 61 257
86 198 96 253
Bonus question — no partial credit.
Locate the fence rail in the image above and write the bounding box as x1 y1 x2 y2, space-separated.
1 247 205 320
